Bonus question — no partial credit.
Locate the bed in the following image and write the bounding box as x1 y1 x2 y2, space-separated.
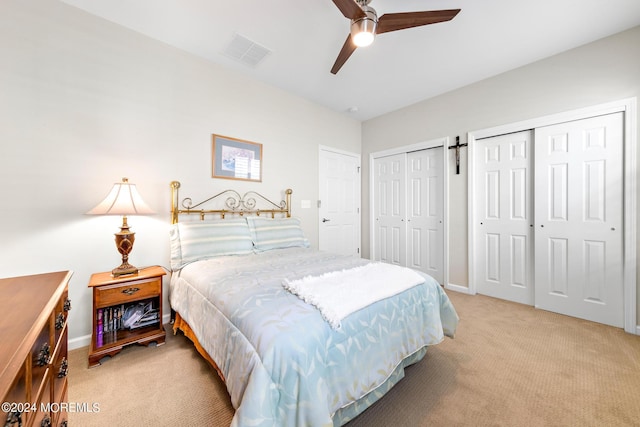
168 181 458 427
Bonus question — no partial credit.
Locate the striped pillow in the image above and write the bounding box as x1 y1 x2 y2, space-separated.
169 219 253 270
247 217 310 252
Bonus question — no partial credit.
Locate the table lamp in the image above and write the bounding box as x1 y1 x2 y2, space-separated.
87 177 155 277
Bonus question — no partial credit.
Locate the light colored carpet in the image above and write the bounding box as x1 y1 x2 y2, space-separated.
68 325 234 426
68 291 640 426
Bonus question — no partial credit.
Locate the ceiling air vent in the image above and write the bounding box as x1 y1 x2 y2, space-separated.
222 33 272 68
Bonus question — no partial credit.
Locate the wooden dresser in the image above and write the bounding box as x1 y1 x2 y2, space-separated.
0 271 72 427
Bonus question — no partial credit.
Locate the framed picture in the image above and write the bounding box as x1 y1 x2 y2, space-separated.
212 134 262 182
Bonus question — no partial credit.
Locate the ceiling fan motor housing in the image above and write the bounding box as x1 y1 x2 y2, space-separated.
350 5 378 46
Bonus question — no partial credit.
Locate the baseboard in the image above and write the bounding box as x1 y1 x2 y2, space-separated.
445 283 472 294
444 286 640 336
69 334 91 351
69 313 174 351
163 313 172 327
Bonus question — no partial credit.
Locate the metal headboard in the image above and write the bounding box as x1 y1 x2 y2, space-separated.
170 181 292 224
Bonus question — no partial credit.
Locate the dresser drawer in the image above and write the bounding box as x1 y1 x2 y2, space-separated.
54 286 70 345
51 325 68 405
30 320 52 396
1 362 27 427
95 277 161 308
31 371 52 427
55 386 68 427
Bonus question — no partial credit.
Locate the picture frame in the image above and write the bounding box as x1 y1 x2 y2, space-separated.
212 134 263 182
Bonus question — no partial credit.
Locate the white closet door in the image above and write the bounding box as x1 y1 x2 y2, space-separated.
475 131 534 305
534 112 624 327
407 148 444 283
373 154 406 266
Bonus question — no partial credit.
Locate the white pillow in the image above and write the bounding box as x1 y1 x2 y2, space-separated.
246 217 310 252
169 218 253 270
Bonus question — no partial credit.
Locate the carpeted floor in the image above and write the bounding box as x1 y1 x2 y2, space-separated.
68 291 640 426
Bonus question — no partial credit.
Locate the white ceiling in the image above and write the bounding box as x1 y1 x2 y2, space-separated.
60 0 640 121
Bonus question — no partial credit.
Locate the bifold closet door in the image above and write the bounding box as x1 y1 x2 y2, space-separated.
373 153 406 266
474 131 534 305
534 112 624 327
374 148 445 283
407 148 444 284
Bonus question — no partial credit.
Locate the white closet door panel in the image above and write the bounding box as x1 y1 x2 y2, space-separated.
511 234 527 287
534 112 623 327
374 154 406 266
548 237 569 296
410 228 422 267
407 148 444 283
475 131 534 305
485 233 501 282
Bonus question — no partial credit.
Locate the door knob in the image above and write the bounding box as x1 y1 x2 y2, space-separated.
322 218 331 223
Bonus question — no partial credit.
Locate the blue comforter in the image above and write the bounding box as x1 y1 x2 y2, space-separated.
169 248 458 426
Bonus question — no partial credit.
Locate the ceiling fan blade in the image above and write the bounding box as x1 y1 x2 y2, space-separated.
377 9 461 34
331 34 358 74
331 0 366 20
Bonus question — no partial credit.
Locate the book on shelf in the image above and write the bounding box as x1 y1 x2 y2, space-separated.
122 301 159 329
97 308 103 335
130 308 160 329
97 300 160 338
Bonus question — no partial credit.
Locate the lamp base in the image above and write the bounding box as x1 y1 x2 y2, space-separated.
112 215 139 277
112 263 139 277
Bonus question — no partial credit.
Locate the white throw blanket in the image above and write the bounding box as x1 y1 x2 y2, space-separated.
282 262 425 329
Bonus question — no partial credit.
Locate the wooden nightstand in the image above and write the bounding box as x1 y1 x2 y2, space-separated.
87 266 166 367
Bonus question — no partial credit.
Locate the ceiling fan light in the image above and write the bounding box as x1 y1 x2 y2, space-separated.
352 25 375 47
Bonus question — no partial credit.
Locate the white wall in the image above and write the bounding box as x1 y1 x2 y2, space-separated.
0 0 361 347
362 26 640 324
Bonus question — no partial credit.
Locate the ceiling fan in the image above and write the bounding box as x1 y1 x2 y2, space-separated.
330 0 461 74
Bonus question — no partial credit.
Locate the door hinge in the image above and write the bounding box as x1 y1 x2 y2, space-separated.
357 166 361 173
317 200 321 208
357 248 360 254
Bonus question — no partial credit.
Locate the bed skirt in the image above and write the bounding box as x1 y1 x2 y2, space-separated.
173 312 226 383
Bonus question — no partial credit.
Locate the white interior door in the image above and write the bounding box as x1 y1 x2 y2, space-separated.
474 131 534 305
319 147 361 256
407 148 444 283
534 112 624 327
373 153 406 265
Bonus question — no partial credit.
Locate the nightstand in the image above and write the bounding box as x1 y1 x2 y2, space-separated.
87 266 166 367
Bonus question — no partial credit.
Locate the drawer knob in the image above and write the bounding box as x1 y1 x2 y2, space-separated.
122 287 140 296
55 313 65 330
36 343 50 367
5 410 22 426
58 357 69 378
63 298 72 312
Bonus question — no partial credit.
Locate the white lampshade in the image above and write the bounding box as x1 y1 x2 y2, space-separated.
87 178 154 216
